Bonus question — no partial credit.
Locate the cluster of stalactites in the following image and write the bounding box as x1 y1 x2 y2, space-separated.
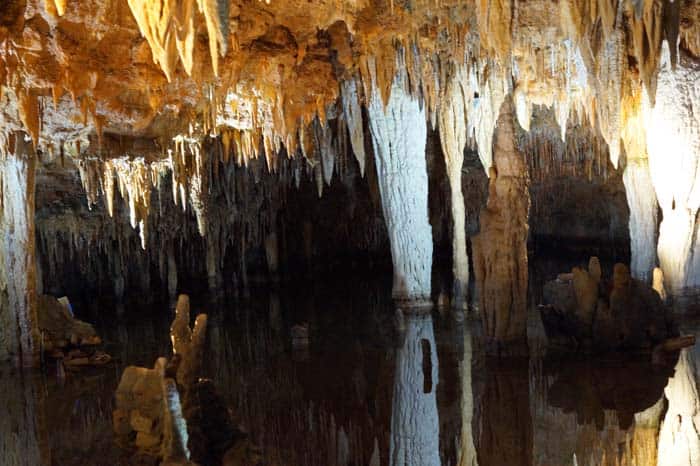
76 141 213 249
22 0 695 255
126 0 230 81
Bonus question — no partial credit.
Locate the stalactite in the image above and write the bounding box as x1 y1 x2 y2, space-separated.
623 158 658 283
643 43 700 295
341 78 367 177
438 65 470 311
366 54 433 305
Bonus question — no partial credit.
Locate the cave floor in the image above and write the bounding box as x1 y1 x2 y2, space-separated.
2 254 698 466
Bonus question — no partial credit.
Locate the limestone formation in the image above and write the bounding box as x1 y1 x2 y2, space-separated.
170 294 208 390
438 66 470 312
472 97 530 355
540 259 677 352
367 61 432 306
0 133 40 366
114 295 256 466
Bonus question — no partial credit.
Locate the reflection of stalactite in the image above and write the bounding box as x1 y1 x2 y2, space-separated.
390 314 440 466
0 372 50 466
477 360 532 466
458 325 478 466
658 346 700 466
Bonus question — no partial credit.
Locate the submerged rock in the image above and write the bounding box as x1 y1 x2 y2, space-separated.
114 294 260 466
38 295 101 350
38 294 111 368
539 258 677 352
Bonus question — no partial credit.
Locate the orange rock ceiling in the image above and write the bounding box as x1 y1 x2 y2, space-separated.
0 0 698 167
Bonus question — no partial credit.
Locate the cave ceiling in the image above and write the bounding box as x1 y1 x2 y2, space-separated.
0 0 699 245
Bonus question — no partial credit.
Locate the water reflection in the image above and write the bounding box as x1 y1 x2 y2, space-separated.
5 278 700 466
658 345 700 466
477 358 533 466
390 313 440 466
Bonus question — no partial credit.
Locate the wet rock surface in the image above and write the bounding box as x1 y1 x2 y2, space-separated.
113 295 259 466
540 257 678 352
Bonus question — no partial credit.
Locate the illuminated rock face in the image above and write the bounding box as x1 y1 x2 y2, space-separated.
367 72 432 304
472 98 529 355
0 134 40 367
623 158 658 283
645 46 700 296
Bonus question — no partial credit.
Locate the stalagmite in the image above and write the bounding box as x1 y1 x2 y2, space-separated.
366 61 433 305
389 314 440 466
438 67 470 311
644 44 700 296
0 134 40 366
472 97 530 355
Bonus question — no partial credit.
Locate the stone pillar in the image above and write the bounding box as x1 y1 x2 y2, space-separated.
390 314 440 466
623 157 658 283
644 45 700 296
472 97 530 356
439 70 470 311
0 133 40 367
367 69 433 306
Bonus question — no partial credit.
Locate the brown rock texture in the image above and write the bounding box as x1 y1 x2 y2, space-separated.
472 97 530 356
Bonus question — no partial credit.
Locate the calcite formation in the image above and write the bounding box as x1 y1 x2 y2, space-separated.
540 259 677 352
472 97 530 356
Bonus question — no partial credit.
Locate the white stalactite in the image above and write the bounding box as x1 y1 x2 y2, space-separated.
390 314 441 466
644 43 700 294
623 158 658 283
438 67 470 310
367 60 433 303
341 78 367 177
467 63 506 174
0 134 40 366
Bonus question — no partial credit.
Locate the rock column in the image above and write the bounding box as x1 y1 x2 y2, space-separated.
438 69 470 311
0 133 40 366
644 45 700 296
367 67 433 306
472 98 530 355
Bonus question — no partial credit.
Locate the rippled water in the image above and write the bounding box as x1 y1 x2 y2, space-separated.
2 258 699 466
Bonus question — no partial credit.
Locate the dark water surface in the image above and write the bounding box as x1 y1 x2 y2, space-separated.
2 257 699 466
